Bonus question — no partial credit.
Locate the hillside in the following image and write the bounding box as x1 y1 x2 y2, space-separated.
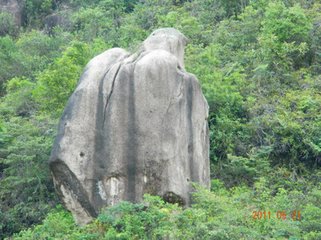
0 0 321 239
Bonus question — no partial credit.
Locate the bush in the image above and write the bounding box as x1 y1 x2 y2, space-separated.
0 12 18 37
32 39 110 116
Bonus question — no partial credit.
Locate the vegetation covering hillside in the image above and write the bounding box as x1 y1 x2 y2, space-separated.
0 0 321 239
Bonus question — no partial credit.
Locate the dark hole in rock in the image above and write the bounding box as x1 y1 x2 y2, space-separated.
163 191 185 206
80 152 85 157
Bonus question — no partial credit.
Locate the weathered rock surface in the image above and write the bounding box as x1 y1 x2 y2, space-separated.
44 11 72 34
49 28 210 225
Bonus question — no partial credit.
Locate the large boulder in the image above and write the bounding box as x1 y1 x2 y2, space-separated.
49 28 210 225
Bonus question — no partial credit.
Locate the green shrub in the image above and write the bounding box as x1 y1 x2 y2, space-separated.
33 39 110 117
0 12 18 37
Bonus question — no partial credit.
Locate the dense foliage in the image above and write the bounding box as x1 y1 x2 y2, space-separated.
0 0 321 239
12 183 321 239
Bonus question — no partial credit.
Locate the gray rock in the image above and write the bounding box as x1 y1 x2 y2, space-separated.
50 28 210 225
44 11 72 34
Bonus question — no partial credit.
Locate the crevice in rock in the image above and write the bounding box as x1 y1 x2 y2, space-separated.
103 63 122 123
50 160 97 218
163 191 185 206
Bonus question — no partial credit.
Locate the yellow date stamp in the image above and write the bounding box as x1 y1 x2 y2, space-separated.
252 210 301 221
